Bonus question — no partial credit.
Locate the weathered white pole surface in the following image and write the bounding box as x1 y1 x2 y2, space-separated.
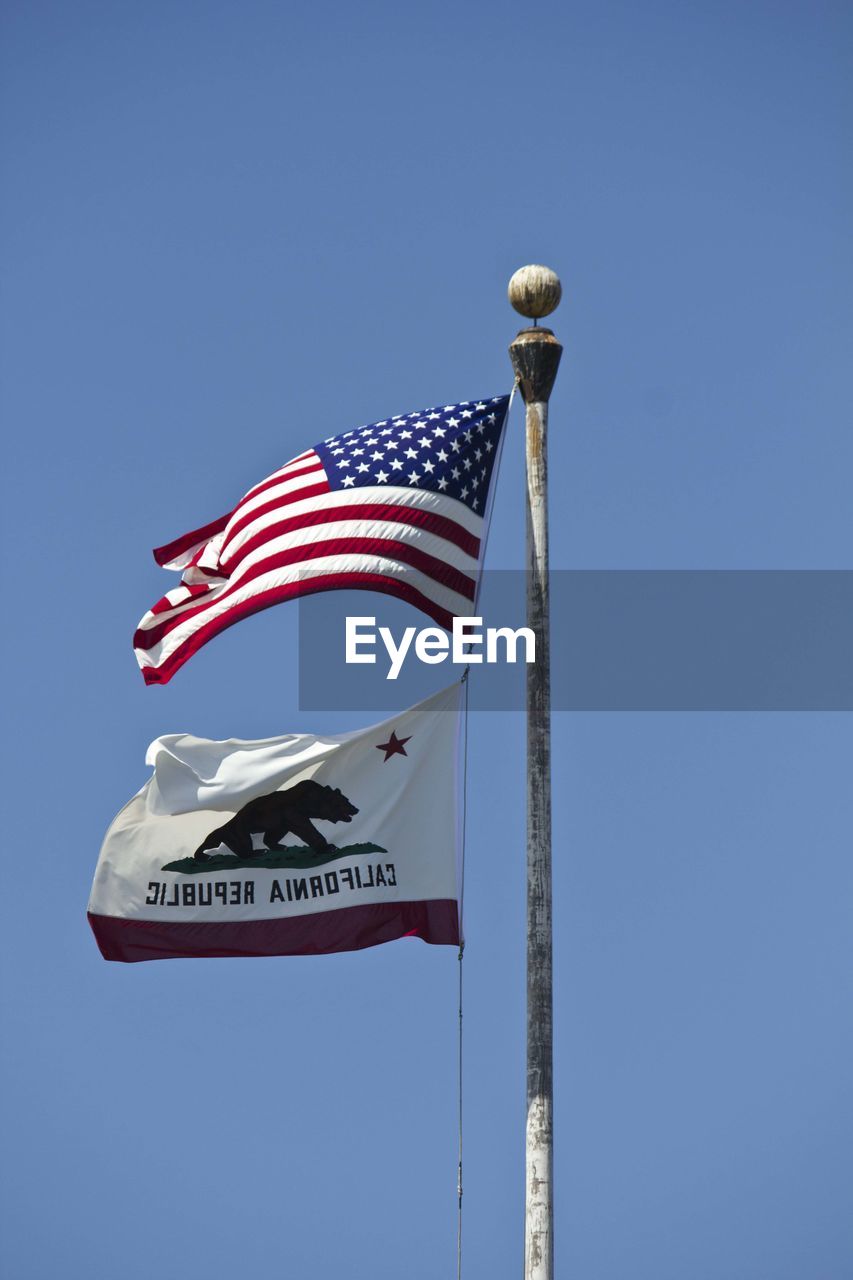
508 265 563 1280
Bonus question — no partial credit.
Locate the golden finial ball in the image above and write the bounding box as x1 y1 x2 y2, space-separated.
508 264 562 320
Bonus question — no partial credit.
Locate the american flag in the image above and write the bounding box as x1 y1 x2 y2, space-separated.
134 394 512 684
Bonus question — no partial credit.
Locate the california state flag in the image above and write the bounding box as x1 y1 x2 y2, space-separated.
88 684 463 963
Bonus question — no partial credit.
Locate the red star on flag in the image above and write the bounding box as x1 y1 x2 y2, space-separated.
375 731 411 762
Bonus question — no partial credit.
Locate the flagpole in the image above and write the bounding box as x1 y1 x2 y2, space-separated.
508 265 563 1280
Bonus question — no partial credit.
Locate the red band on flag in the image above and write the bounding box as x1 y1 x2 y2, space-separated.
88 900 460 962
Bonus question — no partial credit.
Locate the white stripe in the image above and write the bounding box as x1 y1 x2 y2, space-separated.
181 566 227 586
136 583 221 633
136 581 216 631
165 584 197 607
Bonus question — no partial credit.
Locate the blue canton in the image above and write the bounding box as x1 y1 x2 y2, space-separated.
314 396 511 515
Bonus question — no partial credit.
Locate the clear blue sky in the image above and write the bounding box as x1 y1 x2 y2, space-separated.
1 2 851 1277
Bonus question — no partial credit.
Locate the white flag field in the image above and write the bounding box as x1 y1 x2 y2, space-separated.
88 684 463 963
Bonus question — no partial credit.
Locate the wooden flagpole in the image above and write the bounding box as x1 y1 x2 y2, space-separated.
508 265 563 1280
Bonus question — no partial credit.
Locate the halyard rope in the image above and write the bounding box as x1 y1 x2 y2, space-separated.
457 665 470 1280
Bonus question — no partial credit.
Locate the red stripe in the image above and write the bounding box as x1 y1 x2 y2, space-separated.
223 479 332 546
153 514 231 567
88 900 460 962
138 573 456 684
221 500 480 571
134 539 474 652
